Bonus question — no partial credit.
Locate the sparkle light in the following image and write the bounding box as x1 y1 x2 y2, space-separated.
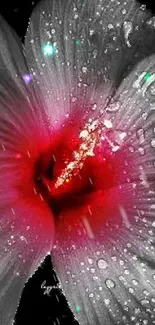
76 40 81 45
43 43 55 56
83 216 94 239
76 305 81 312
118 205 130 228
54 119 101 188
144 72 152 81
23 74 32 84
15 153 22 159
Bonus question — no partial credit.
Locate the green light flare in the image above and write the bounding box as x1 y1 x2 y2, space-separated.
43 43 55 56
144 72 152 81
76 305 81 312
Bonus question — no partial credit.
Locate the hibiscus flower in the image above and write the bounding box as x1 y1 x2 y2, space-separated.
1 0 155 324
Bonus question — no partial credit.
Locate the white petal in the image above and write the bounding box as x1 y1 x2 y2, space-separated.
52 54 155 324
25 0 155 126
0 16 55 324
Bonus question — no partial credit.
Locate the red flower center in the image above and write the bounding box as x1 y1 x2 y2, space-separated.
34 117 126 232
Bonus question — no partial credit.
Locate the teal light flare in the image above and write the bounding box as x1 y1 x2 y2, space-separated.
43 43 55 56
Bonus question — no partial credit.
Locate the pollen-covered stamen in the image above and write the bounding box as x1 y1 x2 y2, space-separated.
54 119 102 189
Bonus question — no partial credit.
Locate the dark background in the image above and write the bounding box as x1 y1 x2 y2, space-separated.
0 0 154 324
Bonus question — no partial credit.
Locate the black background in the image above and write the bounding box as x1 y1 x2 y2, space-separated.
0 0 154 324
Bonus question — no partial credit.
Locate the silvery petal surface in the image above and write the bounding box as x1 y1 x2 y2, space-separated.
0 15 54 325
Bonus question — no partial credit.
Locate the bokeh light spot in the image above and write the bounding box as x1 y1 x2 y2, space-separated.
43 43 55 56
15 153 22 159
144 72 152 81
76 305 81 312
23 74 32 84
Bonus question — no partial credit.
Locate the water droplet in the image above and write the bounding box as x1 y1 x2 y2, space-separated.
108 23 113 29
105 278 115 289
88 258 93 264
128 287 134 293
141 299 149 305
146 16 155 28
74 13 79 19
140 4 146 11
123 21 133 48
143 289 149 296
89 29 94 36
106 102 120 112
122 9 127 15
91 103 97 111
93 49 98 58
97 259 108 270
150 85 155 95
137 128 145 143
151 139 155 148
103 119 113 129
93 275 98 281
71 97 77 103
112 145 120 152
104 298 110 305
129 146 135 153
138 147 145 155
132 279 139 286
124 269 130 275
82 66 87 73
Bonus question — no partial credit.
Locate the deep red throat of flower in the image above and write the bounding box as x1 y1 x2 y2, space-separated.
32 114 132 236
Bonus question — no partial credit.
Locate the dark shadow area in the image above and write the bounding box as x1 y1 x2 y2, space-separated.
0 0 38 41
15 255 78 325
137 0 155 13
